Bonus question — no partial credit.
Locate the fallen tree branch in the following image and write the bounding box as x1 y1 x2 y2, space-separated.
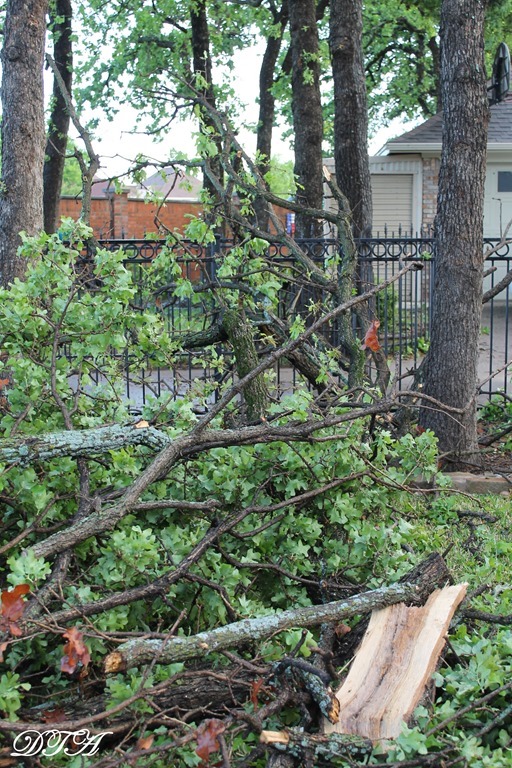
16 475 365 632
2 264 419 563
104 582 420 672
292 666 340 723
460 608 512 625
26 505 256 629
0 423 171 465
260 728 372 761
10 668 253 735
26 404 393 561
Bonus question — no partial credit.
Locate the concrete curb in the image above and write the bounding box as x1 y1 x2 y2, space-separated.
445 472 511 495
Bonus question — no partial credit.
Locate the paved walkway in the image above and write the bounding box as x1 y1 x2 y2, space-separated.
478 302 511 396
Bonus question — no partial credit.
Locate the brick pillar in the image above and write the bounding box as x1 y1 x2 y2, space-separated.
422 157 440 233
112 191 130 239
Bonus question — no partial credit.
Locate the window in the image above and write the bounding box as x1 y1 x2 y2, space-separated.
497 171 512 192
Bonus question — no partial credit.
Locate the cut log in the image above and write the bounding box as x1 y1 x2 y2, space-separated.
324 583 467 742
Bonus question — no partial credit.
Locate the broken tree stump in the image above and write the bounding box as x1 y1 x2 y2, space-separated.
333 551 453 663
324 583 467 742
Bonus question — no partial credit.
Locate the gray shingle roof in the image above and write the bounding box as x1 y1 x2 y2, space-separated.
89 169 202 201
143 168 202 199
387 92 512 147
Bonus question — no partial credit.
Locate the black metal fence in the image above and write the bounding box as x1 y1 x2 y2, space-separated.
82 236 511 406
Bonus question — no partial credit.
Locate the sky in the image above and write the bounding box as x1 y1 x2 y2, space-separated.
69 42 414 180
85 102 409 180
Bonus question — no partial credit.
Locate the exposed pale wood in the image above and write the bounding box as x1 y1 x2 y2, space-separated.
261 731 290 746
334 552 452 662
325 583 467 742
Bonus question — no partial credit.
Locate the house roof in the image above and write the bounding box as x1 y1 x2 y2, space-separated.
89 169 202 201
384 91 512 152
143 168 203 200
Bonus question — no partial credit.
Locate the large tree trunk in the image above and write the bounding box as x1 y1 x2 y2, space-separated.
419 0 489 468
0 0 48 286
190 0 223 220
329 1 382 386
254 2 288 229
329 0 372 241
288 0 324 238
43 0 73 234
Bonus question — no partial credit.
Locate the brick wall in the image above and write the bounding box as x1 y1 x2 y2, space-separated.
59 195 290 239
59 194 203 238
421 157 440 231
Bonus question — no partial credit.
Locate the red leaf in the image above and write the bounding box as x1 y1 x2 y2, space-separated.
334 622 352 638
136 735 154 751
195 719 225 762
0 641 8 662
61 627 91 676
361 319 381 352
0 584 30 637
1 584 30 621
0 378 9 391
250 677 265 709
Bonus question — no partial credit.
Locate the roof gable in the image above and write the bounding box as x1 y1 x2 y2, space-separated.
386 92 512 150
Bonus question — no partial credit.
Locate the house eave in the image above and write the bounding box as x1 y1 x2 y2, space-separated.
383 142 442 155
487 143 512 152
382 141 512 156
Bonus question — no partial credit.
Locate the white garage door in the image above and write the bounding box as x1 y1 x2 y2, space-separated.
371 174 414 235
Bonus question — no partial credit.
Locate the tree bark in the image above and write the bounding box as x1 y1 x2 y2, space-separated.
329 0 382 383
0 423 171 465
329 0 372 240
222 307 269 423
261 729 372 761
43 0 73 234
190 0 223 220
0 0 48 286
44 53 100 237
419 0 489 467
288 0 324 238
19 670 254 728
